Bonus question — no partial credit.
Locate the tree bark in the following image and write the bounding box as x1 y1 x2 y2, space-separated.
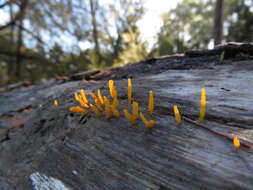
213 0 224 46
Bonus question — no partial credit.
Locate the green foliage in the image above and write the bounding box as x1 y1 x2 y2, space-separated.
114 27 147 66
153 0 215 56
226 0 253 42
153 0 253 56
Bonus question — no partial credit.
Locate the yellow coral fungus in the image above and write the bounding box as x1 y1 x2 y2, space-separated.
54 99 58 106
74 90 89 108
108 80 118 99
104 96 112 119
95 98 103 112
132 101 139 120
112 85 118 99
128 78 132 103
123 109 136 124
111 104 120 117
97 89 104 104
108 80 114 97
233 137 240 149
69 106 89 115
173 105 182 124
80 89 88 103
112 98 119 108
148 90 154 115
90 105 101 118
140 113 155 128
111 98 120 117
199 88 206 120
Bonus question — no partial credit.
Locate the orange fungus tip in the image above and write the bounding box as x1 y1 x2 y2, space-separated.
173 105 181 124
233 137 240 149
54 99 58 106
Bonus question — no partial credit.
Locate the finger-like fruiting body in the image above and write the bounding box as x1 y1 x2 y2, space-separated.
233 137 240 149
54 99 58 106
148 90 154 115
140 112 155 128
90 105 101 118
133 101 139 120
123 109 136 124
199 88 206 120
108 80 114 98
111 105 120 117
80 89 88 104
173 105 182 124
97 89 104 104
112 98 119 108
69 106 89 115
128 78 132 103
104 96 112 119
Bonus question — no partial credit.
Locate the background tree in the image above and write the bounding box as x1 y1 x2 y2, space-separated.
152 0 253 56
214 0 224 45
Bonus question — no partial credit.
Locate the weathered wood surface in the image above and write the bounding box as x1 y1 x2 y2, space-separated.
0 43 253 189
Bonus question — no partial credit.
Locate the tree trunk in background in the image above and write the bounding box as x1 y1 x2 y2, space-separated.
8 4 15 82
89 0 102 65
15 15 24 79
214 0 224 46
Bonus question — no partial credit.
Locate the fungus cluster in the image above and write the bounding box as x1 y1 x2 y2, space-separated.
68 78 155 129
55 79 241 149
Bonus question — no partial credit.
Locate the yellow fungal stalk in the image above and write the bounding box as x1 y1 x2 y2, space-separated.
123 102 138 124
111 104 120 117
54 99 58 106
199 88 206 120
123 109 136 124
140 113 155 128
108 80 114 97
97 89 104 104
128 78 132 103
173 105 182 124
74 90 89 108
132 101 139 120
233 137 240 149
108 80 118 99
111 98 120 117
95 98 103 112
80 89 88 103
112 98 119 108
104 96 112 119
113 85 118 99
148 90 154 115
90 104 101 118
69 106 89 115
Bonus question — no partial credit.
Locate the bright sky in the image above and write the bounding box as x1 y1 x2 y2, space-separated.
138 0 182 49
